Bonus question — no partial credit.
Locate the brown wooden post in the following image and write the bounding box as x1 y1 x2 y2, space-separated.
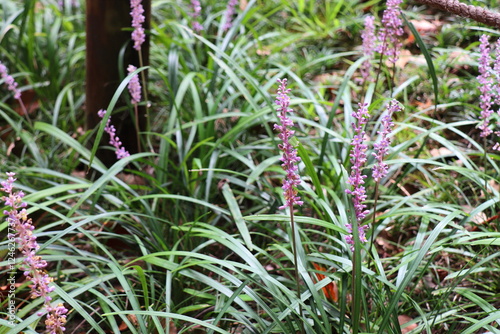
85 0 150 165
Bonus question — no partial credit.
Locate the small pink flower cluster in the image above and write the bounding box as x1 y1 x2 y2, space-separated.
476 34 500 149
97 109 131 159
127 65 142 105
372 100 400 181
223 0 239 31
359 0 403 82
190 0 204 33
478 35 494 138
345 100 400 247
345 103 371 246
130 0 146 51
360 16 376 82
2 172 68 333
376 0 404 63
0 61 22 99
274 79 303 210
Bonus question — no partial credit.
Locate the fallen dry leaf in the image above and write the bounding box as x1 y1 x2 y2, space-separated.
395 50 427 69
312 263 338 302
429 147 453 158
240 0 247 10
410 19 440 33
398 314 418 334
405 19 441 44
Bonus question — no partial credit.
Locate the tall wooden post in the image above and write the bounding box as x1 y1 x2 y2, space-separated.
85 0 150 165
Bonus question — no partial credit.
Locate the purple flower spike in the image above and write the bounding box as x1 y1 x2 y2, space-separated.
376 0 403 63
223 0 239 31
372 99 400 182
494 38 500 106
2 173 68 333
97 109 131 159
345 103 371 246
127 65 142 105
0 61 22 99
478 35 494 137
190 0 204 32
191 0 202 18
130 0 145 51
274 79 303 210
360 16 376 82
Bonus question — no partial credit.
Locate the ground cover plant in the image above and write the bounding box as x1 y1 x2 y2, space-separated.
1 0 500 333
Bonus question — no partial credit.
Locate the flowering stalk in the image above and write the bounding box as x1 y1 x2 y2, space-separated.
345 103 370 247
360 16 376 84
345 103 372 334
2 172 68 333
493 38 500 107
478 34 494 138
376 0 404 64
0 61 31 125
130 0 145 51
127 65 142 152
372 100 399 181
97 109 131 160
190 0 204 33
223 0 239 31
127 65 142 105
274 79 304 329
275 79 303 210
129 0 151 151
367 100 399 267
0 62 21 100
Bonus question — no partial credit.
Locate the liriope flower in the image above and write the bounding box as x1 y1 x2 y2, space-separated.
97 109 131 159
190 0 204 32
223 0 239 31
0 61 21 100
2 173 68 333
127 65 142 105
130 0 145 51
360 15 376 83
274 79 303 210
345 103 370 246
376 0 403 64
478 35 494 138
372 100 400 181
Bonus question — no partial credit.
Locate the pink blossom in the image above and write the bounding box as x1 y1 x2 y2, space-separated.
360 16 376 82
97 109 131 159
274 79 303 210
190 0 204 32
376 0 403 63
477 35 494 138
0 61 21 99
1 173 68 333
372 100 400 181
127 65 142 105
345 103 370 246
223 0 239 31
130 0 146 51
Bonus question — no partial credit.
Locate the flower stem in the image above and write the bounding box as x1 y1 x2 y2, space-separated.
18 97 32 126
367 182 379 270
289 208 305 334
138 49 153 152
